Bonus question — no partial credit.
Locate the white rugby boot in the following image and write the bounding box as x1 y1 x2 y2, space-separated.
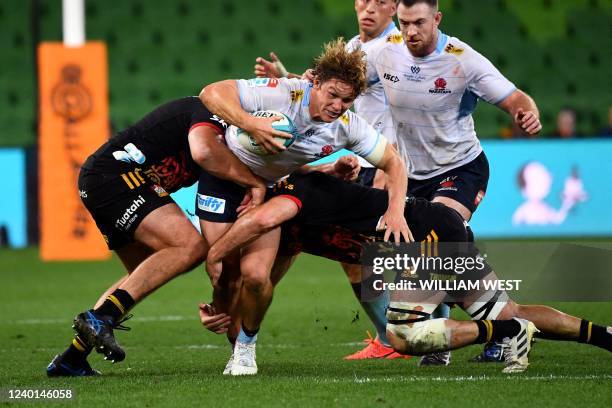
231 341 257 376
222 352 234 375
502 318 539 374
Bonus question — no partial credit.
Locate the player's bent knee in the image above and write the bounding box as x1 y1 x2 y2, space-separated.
386 319 451 355
240 266 271 293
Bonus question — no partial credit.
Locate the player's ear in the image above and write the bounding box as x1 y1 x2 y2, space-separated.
434 11 442 26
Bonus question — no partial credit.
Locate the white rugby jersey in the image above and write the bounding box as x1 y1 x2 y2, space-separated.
346 22 399 146
369 30 516 180
226 77 388 182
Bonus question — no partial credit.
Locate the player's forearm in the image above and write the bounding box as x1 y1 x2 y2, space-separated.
189 129 264 189
200 81 255 131
301 162 335 174
208 216 268 264
383 159 408 213
498 89 539 118
199 148 263 189
377 147 408 212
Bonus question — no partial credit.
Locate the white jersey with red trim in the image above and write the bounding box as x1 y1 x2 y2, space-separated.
369 31 516 180
226 77 388 182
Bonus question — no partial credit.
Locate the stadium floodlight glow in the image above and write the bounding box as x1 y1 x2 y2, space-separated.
62 0 85 47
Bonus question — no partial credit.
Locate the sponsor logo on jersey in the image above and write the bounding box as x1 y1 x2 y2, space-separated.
197 194 226 214
403 65 426 82
444 43 464 55
429 77 451 94
314 144 335 159
79 190 87 198
304 128 316 137
383 72 400 83
246 78 279 88
474 189 486 207
387 33 403 44
211 114 228 130
151 184 169 197
115 195 146 230
339 113 350 125
438 176 458 192
113 143 146 164
120 170 147 190
290 89 304 103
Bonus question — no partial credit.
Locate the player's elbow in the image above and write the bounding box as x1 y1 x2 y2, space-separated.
190 141 213 166
199 84 215 106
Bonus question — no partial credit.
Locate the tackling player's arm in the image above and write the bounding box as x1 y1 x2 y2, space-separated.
497 90 542 135
199 80 292 154
374 143 413 243
299 155 361 181
188 126 267 208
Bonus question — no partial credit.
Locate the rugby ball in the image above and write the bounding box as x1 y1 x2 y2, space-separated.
236 110 298 155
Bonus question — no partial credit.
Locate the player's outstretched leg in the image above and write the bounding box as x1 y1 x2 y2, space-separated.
386 303 539 373
498 302 612 352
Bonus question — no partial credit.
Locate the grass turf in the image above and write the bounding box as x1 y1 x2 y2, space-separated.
0 247 610 407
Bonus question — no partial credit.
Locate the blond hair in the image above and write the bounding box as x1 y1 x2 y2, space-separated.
313 38 367 97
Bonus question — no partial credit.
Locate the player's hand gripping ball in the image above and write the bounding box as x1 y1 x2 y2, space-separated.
237 110 299 155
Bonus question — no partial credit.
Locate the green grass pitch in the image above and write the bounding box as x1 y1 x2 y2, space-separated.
1 247 610 407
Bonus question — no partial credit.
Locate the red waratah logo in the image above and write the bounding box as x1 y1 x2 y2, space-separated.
434 78 447 89
430 77 451 94
321 145 333 156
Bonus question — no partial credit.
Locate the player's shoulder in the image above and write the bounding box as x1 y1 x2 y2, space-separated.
345 34 361 52
338 110 371 136
242 77 301 90
441 34 479 60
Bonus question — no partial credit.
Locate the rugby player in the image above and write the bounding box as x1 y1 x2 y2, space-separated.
197 39 411 375
201 171 612 373
363 0 543 364
253 0 406 360
46 97 266 377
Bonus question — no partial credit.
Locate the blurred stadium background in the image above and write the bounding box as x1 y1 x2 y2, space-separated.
1 1 611 405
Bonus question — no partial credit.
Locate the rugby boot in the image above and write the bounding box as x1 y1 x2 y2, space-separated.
46 354 100 377
418 351 451 366
231 341 257 376
502 318 539 374
344 332 412 360
223 352 234 375
73 310 126 363
469 341 507 363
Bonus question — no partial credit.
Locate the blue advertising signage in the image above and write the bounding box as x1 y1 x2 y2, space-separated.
0 149 27 247
472 139 612 238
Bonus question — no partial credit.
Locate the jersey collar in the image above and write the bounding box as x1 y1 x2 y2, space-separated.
302 83 312 108
434 30 448 55
379 21 397 39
